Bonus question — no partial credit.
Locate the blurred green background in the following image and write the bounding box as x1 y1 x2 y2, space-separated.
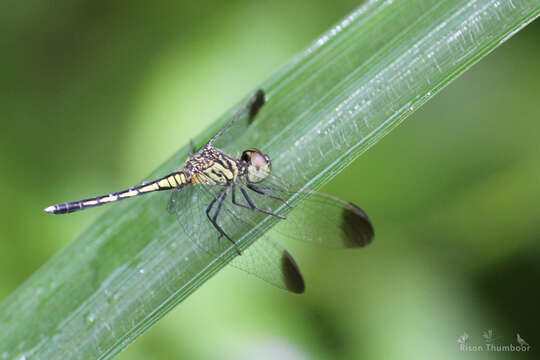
1 1 539 359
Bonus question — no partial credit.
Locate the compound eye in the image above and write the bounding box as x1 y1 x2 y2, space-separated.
264 155 271 170
241 149 253 162
250 151 268 169
241 148 265 164
243 148 271 183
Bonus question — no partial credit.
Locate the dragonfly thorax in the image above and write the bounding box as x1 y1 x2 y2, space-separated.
184 147 240 186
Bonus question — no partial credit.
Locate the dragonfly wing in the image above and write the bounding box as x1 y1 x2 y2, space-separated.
280 192 374 248
209 89 265 151
168 184 241 256
168 183 305 293
230 236 304 293
167 188 182 214
252 176 374 248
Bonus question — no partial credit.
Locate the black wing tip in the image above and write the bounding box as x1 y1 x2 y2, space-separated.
248 89 266 121
281 250 305 294
343 202 375 248
255 88 265 99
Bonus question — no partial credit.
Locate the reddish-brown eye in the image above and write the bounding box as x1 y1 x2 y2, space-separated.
251 151 268 169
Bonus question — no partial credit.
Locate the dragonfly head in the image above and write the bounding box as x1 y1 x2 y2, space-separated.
241 148 271 183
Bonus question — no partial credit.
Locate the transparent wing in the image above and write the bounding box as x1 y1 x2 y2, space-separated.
208 89 265 151
277 192 374 248
244 175 375 248
230 238 304 294
167 183 304 293
166 173 373 293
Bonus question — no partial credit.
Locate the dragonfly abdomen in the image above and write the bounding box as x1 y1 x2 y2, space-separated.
44 171 189 214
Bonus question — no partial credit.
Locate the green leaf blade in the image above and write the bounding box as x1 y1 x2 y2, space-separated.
0 1 538 359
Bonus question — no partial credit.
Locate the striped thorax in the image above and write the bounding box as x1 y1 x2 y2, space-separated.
185 147 240 186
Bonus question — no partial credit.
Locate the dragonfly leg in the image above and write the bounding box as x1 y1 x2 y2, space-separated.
189 139 196 155
247 184 292 208
231 185 255 212
232 185 285 219
206 187 241 255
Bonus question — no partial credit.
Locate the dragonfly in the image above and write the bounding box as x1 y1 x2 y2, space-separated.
45 89 374 293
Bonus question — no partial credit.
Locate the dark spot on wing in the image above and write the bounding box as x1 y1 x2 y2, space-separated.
341 203 374 248
281 250 305 294
248 89 266 123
